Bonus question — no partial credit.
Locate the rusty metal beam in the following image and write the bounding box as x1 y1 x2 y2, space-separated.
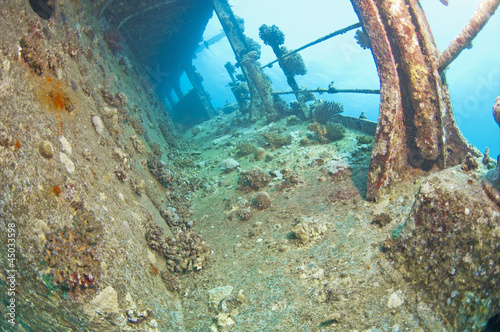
273 87 380 96
261 22 362 70
211 0 275 121
438 0 500 72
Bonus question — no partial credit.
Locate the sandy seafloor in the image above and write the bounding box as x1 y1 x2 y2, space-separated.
0 2 499 330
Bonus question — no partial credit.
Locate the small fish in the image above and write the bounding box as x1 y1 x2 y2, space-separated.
29 0 53 20
439 0 449 6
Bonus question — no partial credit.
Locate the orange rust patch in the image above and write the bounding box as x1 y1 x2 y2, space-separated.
37 77 73 113
53 91 65 109
53 185 61 195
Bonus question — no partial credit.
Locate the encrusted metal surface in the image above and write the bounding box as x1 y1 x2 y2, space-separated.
101 0 213 78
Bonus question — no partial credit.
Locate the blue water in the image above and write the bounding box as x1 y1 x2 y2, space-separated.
182 0 500 157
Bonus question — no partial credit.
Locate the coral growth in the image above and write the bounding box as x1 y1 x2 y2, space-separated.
254 147 267 161
356 135 374 145
261 131 290 148
308 120 345 143
245 36 262 57
280 47 307 76
371 213 392 227
286 115 299 126
114 168 127 182
482 148 495 169
159 207 194 231
310 100 344 124
461 152 479 171
258 24 285 46
355 29 371 49
38 140 54 158
282 170 300 187
129 116 146 135
238 167 271 191
275 168 300 190
307 122 328 143
221 158 240 173
130 135 146 153
290 101 304 118
324 157 350 176
224 61 236 77
325 122 346 142
236 208 252 221
267 95 290 122
147 156 173 188
253 191 271 210
62 30 82 59
236 142 256 157
229 82 250 110
388 175 500 330
44 208 102 293
101 89 127 108
145 225 210 275
19 21 58 75
291 217 326 244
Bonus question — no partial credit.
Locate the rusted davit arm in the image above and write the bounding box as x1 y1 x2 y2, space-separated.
350 0 479 200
